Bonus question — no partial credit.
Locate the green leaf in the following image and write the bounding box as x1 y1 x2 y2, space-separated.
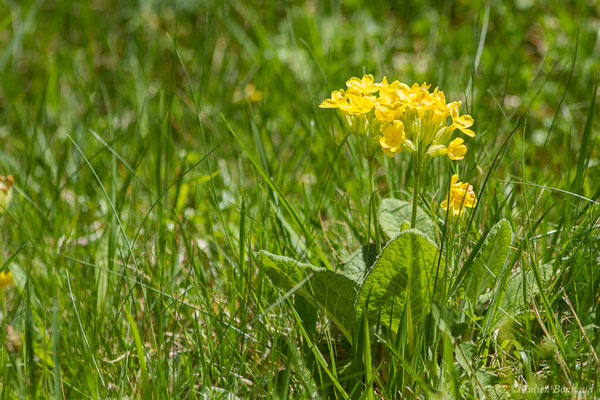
377 198 437 242
258 251 358 339
502 263 553 313
432 303 468 339
356 230 442 333
468 219 513 301
456 342 477 374
340 243 378 283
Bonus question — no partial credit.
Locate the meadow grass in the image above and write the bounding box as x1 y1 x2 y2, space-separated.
0 0 598 398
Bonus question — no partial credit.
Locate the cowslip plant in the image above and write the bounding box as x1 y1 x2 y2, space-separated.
257 75 513 393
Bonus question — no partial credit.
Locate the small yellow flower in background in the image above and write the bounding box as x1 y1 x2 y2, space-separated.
379 120 405 157
441 174 478 216
446 138 467 160
0 175 14 213
0 271 13 289
244 83 262 103
233 83 262 103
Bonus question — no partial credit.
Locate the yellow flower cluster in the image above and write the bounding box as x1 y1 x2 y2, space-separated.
319 75 474 161
440 174 478 216
0 175 13 213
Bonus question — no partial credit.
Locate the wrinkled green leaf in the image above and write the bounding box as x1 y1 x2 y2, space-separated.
378 198 437 242
340 243 378 283
468 219 513 301
356 230 442 332
432 303 468 339
258 251 358 339
502 263 553 313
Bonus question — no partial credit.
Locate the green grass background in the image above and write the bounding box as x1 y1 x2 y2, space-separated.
0 0 598 398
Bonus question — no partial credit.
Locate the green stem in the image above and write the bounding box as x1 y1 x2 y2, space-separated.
368 157 381 255
411 164 421 229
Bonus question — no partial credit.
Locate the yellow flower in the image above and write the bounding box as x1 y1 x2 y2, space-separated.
450 107 475 137
338 88 376 115
0 271 13 289
441 174 477 216
233 83 262 103
374 77 406 122
0 175 13 213
319 89 347 108
346 74 379 94
379 120 405 157
320 87 375 116
446 137 467 160
244 83 262 103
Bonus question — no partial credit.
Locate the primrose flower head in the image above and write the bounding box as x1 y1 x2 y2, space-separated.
374 80 475 162
0 175 14 213
0 271 13 289
319 75 475 162
441 174 477 216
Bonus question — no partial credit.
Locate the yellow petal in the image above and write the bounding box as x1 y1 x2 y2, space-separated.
362 74 374 84
379 136 391 149
319 99 339 108
440 199 448 210
382 147 394 157
450 174 459 186
458 114 474 127
460 127 475 137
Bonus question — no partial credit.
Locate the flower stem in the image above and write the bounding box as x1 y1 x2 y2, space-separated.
411 164 421 229
368 157 381 255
